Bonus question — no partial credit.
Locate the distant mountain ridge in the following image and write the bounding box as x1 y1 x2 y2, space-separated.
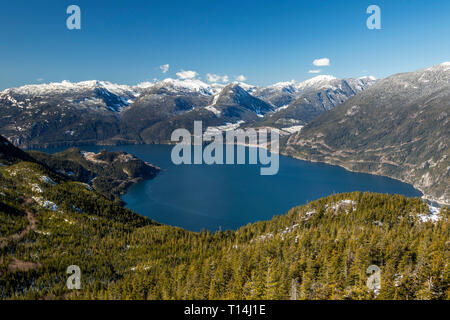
0 74 376 147
249 76 376 130
283 62 450 204
1 63 448 204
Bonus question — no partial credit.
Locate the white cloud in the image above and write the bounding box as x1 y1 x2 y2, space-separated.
313 58 330 67
159 64 169 74
235 75 247 82
37 78 44 82
308 69 321 74
176 70 198 79
206 73 229 83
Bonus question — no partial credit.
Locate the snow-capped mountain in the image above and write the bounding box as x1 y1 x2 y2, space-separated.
247 75 377 129
0 80 138 112
0 68 403 148
0 74 376 147
118 82 274 144
211 83 273 116
143 78 224 96
284 62 450 205
360 62 450 104
253 75 377 108
11 80 136 98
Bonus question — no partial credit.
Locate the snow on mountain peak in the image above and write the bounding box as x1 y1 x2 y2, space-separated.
3 80 136 97
300 75 337 85
436 62 450 71
0 80 138 112
134 81 155 90
359 76 377 81
154 78 222 95
424 62 450 73
270 80 296 87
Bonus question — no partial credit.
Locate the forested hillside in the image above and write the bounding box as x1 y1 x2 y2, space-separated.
29 148 159 201
0 138 448 300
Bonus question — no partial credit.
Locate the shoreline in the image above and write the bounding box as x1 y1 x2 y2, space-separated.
24 140 448 207
280 151 449 207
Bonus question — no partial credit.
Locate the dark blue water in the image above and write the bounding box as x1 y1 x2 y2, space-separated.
37 144 422 232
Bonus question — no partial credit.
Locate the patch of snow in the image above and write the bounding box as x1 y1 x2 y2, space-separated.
31 184 43 193
134 81 155 89
296 75 337 91
275 105 290 112
155 78 221 95
80 183 93 191
203 120 245 137
252 223 301 242
205 105 221 116
64 218 74 225
418 204 441 223
232 82 257 93
358 76 377 81
325 200 356 213
281 125 304 134
346 105 360 116
35 230 51 236
40 176 56 185
32 196 58 211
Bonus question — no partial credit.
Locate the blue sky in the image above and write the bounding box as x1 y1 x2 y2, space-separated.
0 0 449 89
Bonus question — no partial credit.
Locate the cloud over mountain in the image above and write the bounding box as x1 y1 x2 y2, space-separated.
176 70 198 79
313 58 330 67
206 73 229 83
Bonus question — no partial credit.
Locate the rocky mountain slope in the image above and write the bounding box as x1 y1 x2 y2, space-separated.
254 75 376 107
250 76 376 130
0 76 375 147
0 81 138 147
283 63 450 204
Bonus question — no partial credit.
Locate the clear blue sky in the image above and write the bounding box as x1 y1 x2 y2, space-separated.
0 0 449 89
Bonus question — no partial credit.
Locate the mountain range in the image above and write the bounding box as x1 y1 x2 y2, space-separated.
0 75 375 147
0 63 449 204
283 62 450 204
